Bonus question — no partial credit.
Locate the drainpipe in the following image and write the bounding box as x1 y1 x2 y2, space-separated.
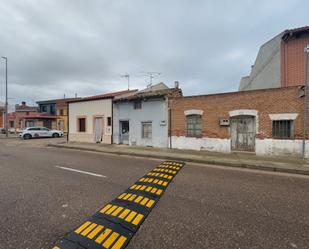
111 99 114 144
67 103 69 143
302 45 309 159
169 107 172 149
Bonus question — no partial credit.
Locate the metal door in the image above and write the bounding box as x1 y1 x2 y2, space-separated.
231 116 255 152
120 121 129 145
94 117 103 143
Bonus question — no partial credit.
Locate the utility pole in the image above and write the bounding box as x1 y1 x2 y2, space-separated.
121 74 130 90
302 45 309 159
1 56 8 137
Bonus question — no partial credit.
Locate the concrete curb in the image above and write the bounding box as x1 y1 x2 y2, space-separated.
48 144 309 176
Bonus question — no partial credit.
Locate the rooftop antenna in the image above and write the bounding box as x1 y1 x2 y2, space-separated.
141 72 162 88
121 73 130 90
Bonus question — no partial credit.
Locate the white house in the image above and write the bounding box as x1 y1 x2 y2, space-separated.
113 82 182 148
68 90 133 143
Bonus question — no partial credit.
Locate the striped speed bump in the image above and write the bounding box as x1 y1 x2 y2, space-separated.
51 161 185 249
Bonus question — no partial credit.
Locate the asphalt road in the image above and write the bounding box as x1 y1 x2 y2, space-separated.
0 138 309 249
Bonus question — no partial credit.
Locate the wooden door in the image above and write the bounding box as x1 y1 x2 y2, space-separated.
231 116 255 152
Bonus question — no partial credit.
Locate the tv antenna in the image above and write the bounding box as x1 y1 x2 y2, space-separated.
141 72 162 88
121 73 130 90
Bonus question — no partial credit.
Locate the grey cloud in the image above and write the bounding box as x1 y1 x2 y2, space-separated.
0 0 308 105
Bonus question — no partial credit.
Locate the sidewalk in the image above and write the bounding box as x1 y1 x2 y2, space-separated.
48 142 309 176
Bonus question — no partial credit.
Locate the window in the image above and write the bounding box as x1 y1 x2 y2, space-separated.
41 106 47 112
186 114 202 137
60 109 64 115
78 118 86 132
9 121 14 128
272 120 293 139
28 127 40 131
142 122 152 139
107 117 112 126
50 105 56 115
134 101 142 109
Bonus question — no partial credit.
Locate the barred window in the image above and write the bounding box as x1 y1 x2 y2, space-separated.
186 114 202 137
142 122 152 139
272 120 293 139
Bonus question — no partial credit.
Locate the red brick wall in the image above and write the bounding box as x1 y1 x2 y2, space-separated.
281 35 309 87
170 86 308 140
15 111 38 129
0 113 3 128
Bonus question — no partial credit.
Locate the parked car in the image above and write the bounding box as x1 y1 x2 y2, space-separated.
20 127 64 139
1 128 5 134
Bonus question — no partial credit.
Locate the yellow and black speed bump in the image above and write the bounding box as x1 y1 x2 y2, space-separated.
51 161 185 249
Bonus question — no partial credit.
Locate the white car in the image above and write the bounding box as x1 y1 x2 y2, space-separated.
20 127 64 139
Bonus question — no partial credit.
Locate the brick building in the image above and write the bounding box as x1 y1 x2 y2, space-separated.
36 97 79 131
0 102 38 131
239 26 309 91
169 86 309 157
0 105 4 128
15 102 39 130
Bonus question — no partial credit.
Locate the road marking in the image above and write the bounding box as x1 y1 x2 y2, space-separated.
52 161 185 249
55 166 107 178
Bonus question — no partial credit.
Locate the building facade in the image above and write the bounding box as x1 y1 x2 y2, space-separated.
239 26 309 91
36 98 78 131
170 86 309 157
15 102 39 130
113 83 182 148
68 90 132 144
0 105 4 129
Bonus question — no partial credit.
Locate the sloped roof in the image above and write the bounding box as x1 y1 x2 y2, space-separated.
114 87 182 102
37 97 80 104
68 89 136 103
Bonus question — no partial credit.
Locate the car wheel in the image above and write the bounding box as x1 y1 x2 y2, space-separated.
52 133 60 138
23 134 32 140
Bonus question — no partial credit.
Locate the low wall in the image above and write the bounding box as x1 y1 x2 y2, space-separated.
69 133 112 144
171 136 309 157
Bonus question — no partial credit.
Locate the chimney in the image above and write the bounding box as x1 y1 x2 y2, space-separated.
21 101 26 106
174 81 179 89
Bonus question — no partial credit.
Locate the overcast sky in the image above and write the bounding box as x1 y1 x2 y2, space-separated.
0 0 308 106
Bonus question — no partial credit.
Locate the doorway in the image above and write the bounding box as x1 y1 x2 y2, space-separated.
230 116 256 152
120 120 129 145
94 117 103 143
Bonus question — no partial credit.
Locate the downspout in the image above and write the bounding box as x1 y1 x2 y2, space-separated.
169 107 172 149
111 98 114 144
67 103 69 142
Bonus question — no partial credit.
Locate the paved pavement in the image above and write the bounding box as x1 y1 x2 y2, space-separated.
50 141 309 176
1 138 309 248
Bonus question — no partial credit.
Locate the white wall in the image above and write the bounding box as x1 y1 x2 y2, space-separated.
172 136 309 158
69 99 112 143
113 99 169 148
172 136 231 153
256 139 309 158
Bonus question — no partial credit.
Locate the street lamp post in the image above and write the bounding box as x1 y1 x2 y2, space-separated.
1 56 8 137
302 45 309 159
